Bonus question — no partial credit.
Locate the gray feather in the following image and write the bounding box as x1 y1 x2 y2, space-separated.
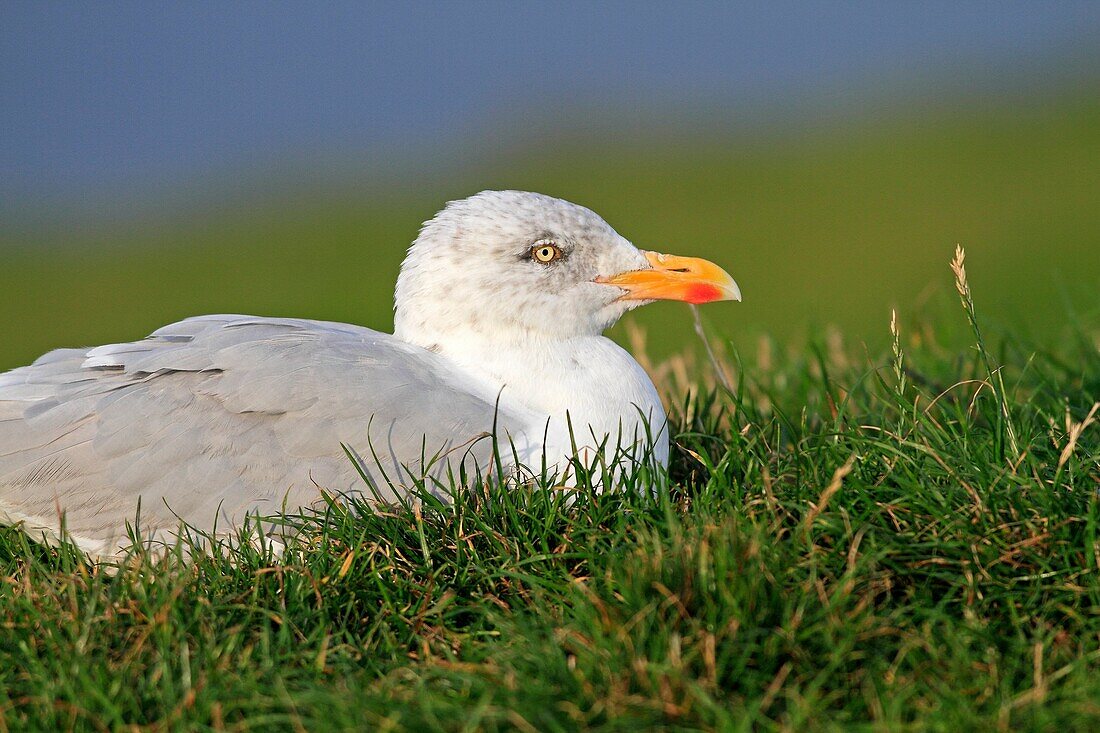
0 316 526 559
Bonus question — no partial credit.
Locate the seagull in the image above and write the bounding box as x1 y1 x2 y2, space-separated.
0 191 739 559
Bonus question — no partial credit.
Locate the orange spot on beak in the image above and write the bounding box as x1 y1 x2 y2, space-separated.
685 283 723 304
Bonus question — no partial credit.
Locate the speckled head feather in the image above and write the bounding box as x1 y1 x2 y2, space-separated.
394 191 650 348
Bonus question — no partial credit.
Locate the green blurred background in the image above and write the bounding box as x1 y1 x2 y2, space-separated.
3 5 1099 370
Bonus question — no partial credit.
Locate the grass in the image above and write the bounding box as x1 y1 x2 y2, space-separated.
1 251 1098 731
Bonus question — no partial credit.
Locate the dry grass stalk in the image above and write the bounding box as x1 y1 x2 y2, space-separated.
1056 402 1099 473
951 245 1020 458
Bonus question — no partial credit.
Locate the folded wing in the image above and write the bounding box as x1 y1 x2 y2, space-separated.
0 316 527 558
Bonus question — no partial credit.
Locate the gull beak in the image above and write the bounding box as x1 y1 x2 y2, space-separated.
597 251 742 304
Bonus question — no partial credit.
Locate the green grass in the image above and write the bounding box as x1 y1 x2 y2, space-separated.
2 253 1098 731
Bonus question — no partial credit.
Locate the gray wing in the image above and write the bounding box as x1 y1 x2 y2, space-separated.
0 315 530 558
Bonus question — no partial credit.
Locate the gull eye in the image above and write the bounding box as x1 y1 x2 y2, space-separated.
530 241 562 264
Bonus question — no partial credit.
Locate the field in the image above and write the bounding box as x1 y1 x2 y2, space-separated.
1 246 1098 730
1 88 1099 370
2 89 1100 730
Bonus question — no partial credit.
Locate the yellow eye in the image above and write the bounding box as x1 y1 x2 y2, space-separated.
531 242 562 264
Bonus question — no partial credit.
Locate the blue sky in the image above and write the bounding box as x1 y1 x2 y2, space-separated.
3 2 1099 202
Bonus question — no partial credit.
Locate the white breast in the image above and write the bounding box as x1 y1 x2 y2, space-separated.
439 332 669 476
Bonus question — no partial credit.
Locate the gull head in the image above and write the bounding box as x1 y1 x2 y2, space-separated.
393 190 740 349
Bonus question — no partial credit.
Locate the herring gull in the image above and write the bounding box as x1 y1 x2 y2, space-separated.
0 191 739 558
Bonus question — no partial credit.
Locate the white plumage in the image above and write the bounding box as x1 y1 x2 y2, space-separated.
0 191 739 559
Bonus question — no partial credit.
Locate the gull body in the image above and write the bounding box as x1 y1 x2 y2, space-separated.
0 191 739 559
